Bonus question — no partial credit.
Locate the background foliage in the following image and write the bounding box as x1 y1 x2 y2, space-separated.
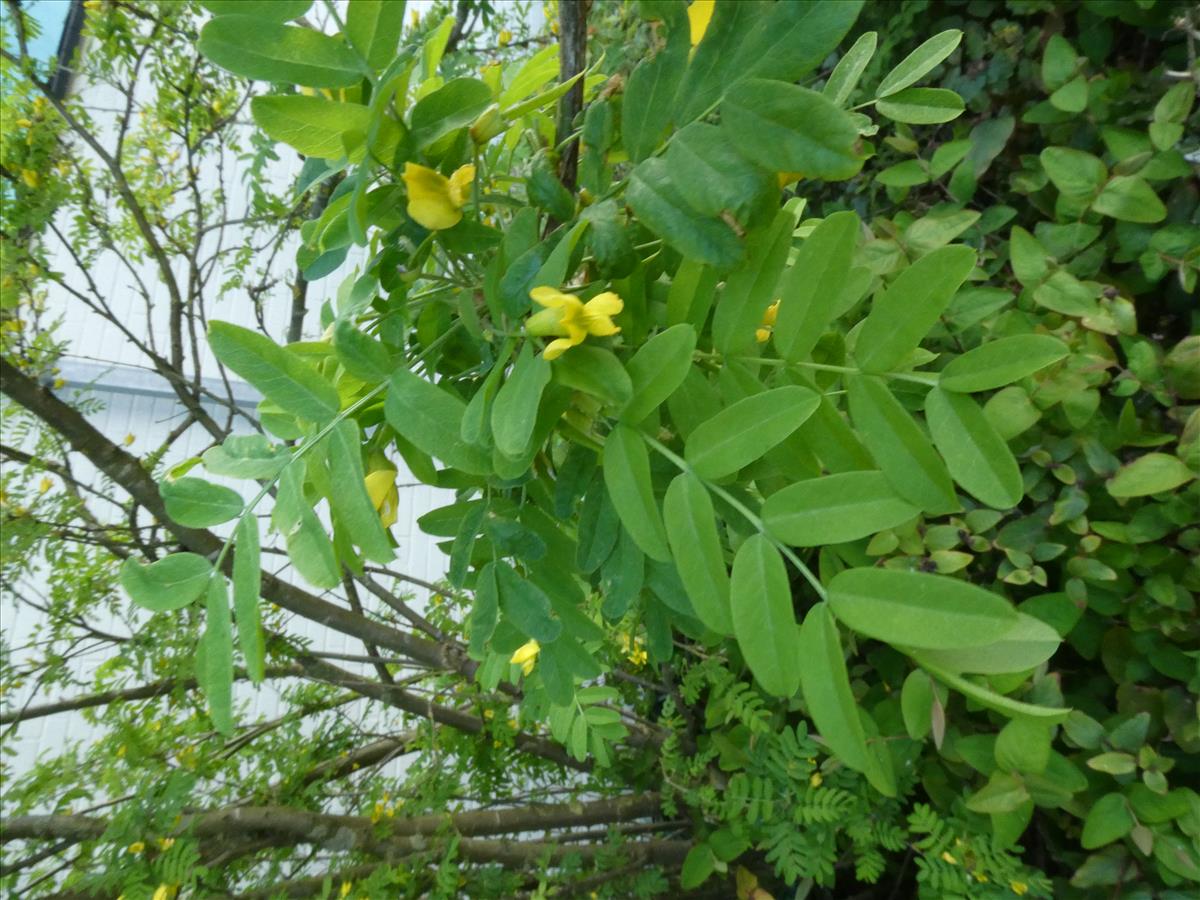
2 0 1198 898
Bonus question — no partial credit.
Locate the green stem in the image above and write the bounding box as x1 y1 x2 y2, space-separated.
737 356 939 387
639 434 827 601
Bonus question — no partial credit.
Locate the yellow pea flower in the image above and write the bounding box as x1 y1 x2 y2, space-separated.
402 162 475 230
810 771 823 787
123 433 135 446
364 469 399 529
1010 882 1028 896
16 118 31 128
152 886 176 900
510 639 540 675
688 0 715 47
20 169 39 189
525 287 623 360
499 29 512 47
941 851 958 865
127 841 145 854
340 883 353 899
157 837 175 851
756 299 780 343
38 477 52 494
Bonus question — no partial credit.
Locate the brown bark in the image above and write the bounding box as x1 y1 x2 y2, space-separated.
556 0 592 190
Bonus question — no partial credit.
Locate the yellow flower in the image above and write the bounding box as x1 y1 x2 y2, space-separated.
499 29 512 46
20 169 39 189
1010 882 1028 896
152 886 176 900
52 378 65 389
810 771 823 787
123 433 135 446
402 162 475 230
688 0 715 46
128 841 145 854
526 287 622 360
618 632 647 666
16 118 31 128
364 469 399 528
510 639 540 675
157 837 175 851
38 477 52 494
756 299 780 343
941 851 958 865
340 882 353 899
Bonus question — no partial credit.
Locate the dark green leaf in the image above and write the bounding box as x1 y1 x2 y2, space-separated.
326 420 394 562
773 211 859 362
622 34 687 162
621 323 697 424
385 368 492 475
491 345 552 459
730 535 800 697
627 159 743 269
875 29 962 97
494 561 562 643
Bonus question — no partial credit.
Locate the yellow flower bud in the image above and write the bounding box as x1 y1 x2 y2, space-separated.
20 169 39 189
498 29 512 47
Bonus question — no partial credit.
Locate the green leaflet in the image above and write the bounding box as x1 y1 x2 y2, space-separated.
915 654 1072 722
622 32 687 162
666 123 774 223
232 515 265 684
599 528 644 620
209 321 340 425
198 16 366 87
1092 175 1167 224
494 560 562 644
762 470 920 547
665 258 720 329
721 79 862 181
552 346 632 409
120 553 213 613
621 323 697 424
468 562 500 660
925 387 1023 509
940 334 1068 393
326 420 394 563
798 603 897 796
900 670 934 740
200 0 311 19
824 30 877 107
875 29 962 97
854 244 976 374
918 613 1061 675
684 386 818 479
201 577 235 735
677 0 863 125
602 424 670 562
1107 452 1196 498
772 210 859 362
828 568 1018 650
202 435 289 480
461 339 514 447
410 78 493 149
1081 793 1135 850
491 345 552 459
627 159 743 269
273 462 340 589
847 375 959 514
875 87 964 124
663 473 733 635
332 319 393 383
345 0 405 72
385 368 492 475
729 535 800 698
160 477 243 528
712 210 795 355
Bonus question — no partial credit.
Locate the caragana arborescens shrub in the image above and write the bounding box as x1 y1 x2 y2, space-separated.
121 0 1197 895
